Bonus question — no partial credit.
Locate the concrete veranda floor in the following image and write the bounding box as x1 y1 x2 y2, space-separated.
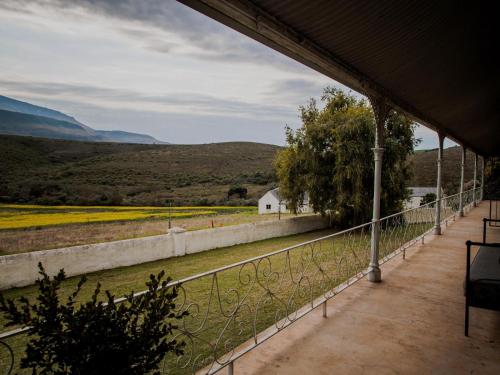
229 202 500 375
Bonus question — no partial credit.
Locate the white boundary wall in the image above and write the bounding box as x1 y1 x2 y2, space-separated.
0 215 329 290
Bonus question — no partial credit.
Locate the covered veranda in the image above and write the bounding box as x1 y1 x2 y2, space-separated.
230 202 500 374
1 2 498 374
177 0 500 373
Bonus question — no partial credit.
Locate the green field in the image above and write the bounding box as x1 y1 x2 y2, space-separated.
0 220 432 374
0 204 256 230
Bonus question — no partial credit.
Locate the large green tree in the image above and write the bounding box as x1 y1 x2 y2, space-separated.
275 87 417 226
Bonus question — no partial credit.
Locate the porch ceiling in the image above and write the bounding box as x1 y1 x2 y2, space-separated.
179 0 499 156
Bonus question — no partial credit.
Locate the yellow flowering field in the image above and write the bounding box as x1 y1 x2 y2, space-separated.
0 204 256 230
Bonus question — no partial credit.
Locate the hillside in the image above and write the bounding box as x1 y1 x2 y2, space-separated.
0 135 476 206
0 109 98 141
0 135 279 206
409 146 476 194
0 95 85 126
0 95 166 144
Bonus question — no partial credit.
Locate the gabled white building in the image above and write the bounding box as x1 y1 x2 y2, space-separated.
258 188 312 214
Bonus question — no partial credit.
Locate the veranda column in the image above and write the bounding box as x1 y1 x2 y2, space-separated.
459 145 466 217
473 153 478 206
367 96 390 283
434 132 444 235
481 156 485 201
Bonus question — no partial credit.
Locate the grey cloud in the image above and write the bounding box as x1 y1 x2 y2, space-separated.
262 79 353 110
265 79 328 102
0 0 308 70
0 79 296 119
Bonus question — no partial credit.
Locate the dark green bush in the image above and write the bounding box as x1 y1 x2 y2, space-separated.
0 263 187 375
227 186 248 199
420 192 436 207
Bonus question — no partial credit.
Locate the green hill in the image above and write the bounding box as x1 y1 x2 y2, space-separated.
409 146 476 194
0 135 279 206
0 135 476 206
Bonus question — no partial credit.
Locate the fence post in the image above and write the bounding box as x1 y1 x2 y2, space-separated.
459 145 466 217
170 227 187 257
367 95 390 283
434 132 444 235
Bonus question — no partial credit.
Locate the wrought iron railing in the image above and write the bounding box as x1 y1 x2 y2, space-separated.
0 188 482 374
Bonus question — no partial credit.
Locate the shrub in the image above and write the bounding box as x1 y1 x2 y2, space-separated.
227 186 248 199
109 191 124 206
0 263 187 375
420 192 436 206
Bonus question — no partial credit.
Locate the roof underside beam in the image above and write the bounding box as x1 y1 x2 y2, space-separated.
178 0 498 156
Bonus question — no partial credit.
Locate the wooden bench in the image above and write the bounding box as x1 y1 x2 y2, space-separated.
464 218 500 336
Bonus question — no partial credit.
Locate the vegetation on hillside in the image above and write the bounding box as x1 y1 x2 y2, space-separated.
275 88 416 226
0 133 476 209
408 147 476 194
0 136 278 206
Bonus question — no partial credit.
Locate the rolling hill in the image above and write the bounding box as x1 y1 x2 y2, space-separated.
0 134 476 206
408 147 476 194
0 95 166 144
0 135 279 206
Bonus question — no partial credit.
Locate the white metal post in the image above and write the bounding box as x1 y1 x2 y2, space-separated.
473 153 478 206
367 96 389 283
459 145 466 217
434 133 444 235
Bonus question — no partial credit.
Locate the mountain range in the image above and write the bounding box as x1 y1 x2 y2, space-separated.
0 95 166 144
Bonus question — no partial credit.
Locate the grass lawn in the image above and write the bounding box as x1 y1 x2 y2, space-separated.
0 219 434 374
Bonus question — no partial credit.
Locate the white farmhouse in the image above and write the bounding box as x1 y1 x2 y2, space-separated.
258 188 312 214
406 187 444 209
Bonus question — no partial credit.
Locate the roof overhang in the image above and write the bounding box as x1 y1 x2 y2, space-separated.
179 0 499 156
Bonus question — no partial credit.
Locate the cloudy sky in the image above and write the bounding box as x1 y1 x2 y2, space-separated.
0 0 452 148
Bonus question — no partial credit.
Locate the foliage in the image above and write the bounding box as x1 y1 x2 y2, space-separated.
484 157 500 199
421 193 436 206
0 263 187 375
275 87 417 226
227 185 248 199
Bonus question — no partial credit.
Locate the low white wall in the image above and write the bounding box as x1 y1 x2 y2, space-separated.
0 215 329 290
185 215 327 254
0 234 175 290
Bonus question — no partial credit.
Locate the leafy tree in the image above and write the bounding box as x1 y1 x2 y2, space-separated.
275 87 417 226
484 157 500 199
0 263 187 375
421 192 437 206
